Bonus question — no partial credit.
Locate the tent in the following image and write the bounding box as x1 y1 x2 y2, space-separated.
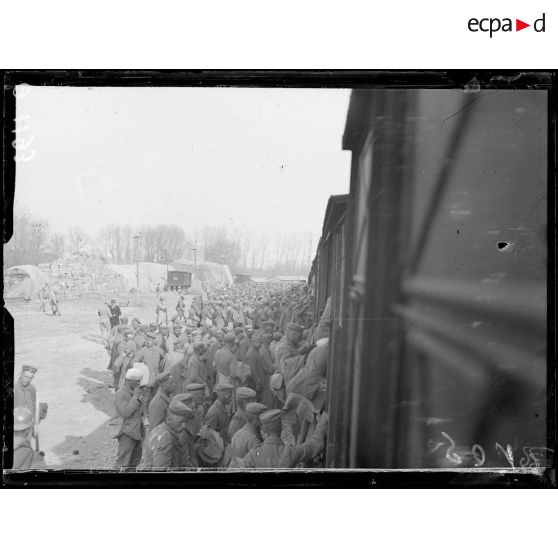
5 265 48 299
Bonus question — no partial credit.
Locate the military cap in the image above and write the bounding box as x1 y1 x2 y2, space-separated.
214 377 234 391
159 324 169 331
245 402 268 416
172 392 194 404
14 406 34 430
223 333 236 343
286 322 303 334
154 371 172 385
270 373 284 390
185 383 206 392
125 368 144 381
139 324 149 332
149 322 158 328
196 429 224 466
21 365 38 374
236 387 256 401
167 400 193 418
146 332 157 339
260 409 283 424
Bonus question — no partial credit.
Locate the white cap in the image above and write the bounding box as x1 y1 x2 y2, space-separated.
133 362 150 386
125 368 144 381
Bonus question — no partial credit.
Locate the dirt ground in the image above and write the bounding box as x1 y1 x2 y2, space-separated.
6 291 193 469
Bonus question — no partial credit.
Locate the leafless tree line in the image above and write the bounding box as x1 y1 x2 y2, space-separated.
4 206 65 268
5 206 315 276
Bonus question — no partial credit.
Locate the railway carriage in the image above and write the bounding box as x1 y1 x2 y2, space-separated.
319 87 550 469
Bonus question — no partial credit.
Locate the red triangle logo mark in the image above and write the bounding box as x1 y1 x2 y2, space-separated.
516 19 530 31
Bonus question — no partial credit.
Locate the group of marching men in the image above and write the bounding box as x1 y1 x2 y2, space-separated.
109 282 332 469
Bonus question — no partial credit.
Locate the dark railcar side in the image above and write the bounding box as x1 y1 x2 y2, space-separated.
331 88 548 468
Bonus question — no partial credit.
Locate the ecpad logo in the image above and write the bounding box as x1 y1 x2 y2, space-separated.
468 13 546 37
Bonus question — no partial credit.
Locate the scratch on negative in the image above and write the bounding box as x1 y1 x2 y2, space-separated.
441 91 501 127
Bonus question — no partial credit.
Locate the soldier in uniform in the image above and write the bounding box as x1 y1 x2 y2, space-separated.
134 324 148 350
227 386 257 440
183 342 208 388
155 295 168 326
12 407 46 469
184 383 209 433
114 368 145 469
147 371 176 431
132 332 165 404
229 402 267 461
14 365 38 416
214 332 237 383
109 299 121 328
204 378 234 444
157 324 170 353
206 329 224 393
275 322 305 385
233 409 328 468
238 325 253 362
140 401 196 468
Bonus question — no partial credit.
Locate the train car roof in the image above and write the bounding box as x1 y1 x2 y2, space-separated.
322 194 349 236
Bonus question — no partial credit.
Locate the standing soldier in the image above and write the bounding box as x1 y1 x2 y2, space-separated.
49 286 61 316
156 296 168 326
184 383 209 434
140 401 196 468
204 378 234 444
227 387 257 440
214 333 237 383
12 407 46 469
147 371 176 431
275 322 305 384
114 368 145 470
98 302 112 341
132 332 165 388
37 286 47 313
109 299 122 328
183 342 208 388
233 410 328 468
14 365 48 448
244 334 265 398
229 402 267 462
238 325 253 362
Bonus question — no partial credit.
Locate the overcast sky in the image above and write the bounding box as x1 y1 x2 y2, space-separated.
15 86 351 241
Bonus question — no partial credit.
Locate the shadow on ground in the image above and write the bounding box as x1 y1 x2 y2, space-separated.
50 367 118 469
81 333 106 345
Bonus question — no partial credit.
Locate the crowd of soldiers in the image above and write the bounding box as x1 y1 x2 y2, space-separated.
107 282 332 469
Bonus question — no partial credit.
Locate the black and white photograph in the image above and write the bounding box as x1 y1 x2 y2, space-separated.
2 71 554 484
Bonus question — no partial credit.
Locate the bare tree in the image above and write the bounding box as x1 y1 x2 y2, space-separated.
50 232 65 258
